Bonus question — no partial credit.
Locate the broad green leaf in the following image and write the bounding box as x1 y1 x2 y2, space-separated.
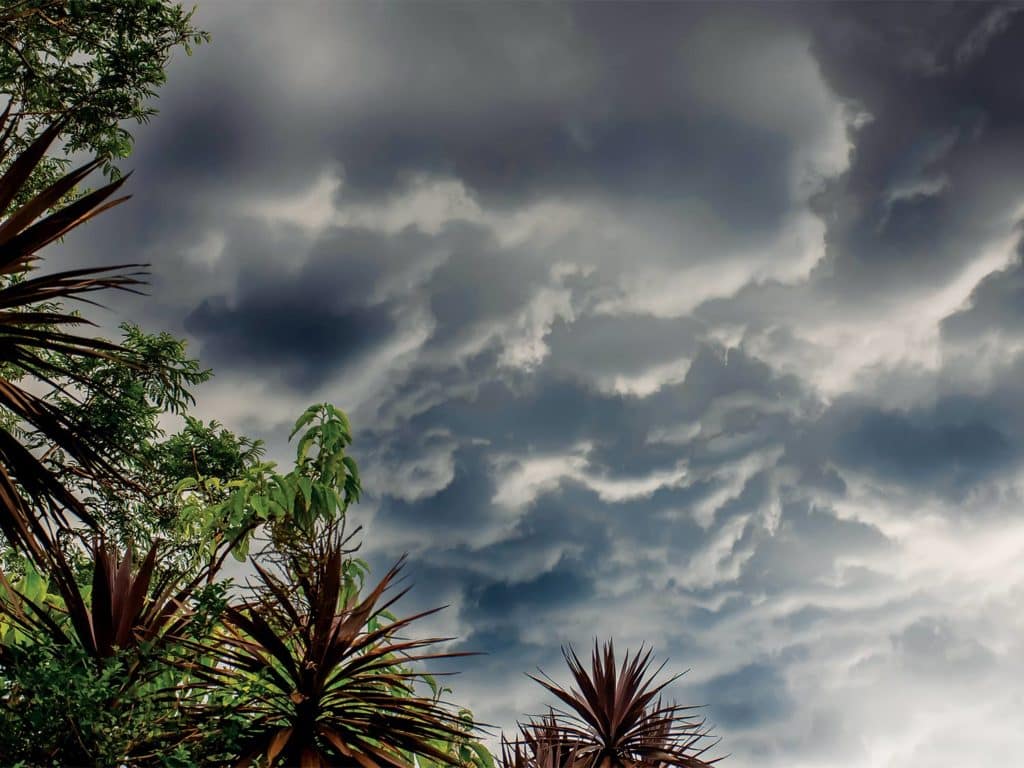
468 742 495 768
289 404 321 440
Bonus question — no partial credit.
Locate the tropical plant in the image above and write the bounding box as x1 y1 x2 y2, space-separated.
0 636 187 767
0 112 153 562
504 642 718 768
175 402 361 570
0 540 228 766
182 527 483 768
501 714 575 768
38 321 266 574
0 541 198 661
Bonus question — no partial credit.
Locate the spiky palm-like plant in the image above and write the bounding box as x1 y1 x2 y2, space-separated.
185 538 482 768
501 714 575 768
0 108 146 560
0 541 195 663
0 542 212 765
507 642 718 768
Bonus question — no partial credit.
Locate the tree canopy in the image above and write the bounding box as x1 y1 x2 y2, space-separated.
0 0 208 205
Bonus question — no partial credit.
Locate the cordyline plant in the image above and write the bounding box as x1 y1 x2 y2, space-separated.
0 107 146 562
0 541 217 766
182 529 485 768
0 540 197 665
501 714 574 768
503 642 719 768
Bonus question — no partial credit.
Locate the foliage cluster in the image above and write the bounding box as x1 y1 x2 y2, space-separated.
0 3 721 767
0 0 209 207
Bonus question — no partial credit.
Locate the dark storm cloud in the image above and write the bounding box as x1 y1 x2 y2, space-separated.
462 487 619 567
367 373 817 632
185 296 395 389
68 0 847 411
422 229 550 348
405 371 634 453
486 480 710 575
109 0 825 266
177 222 442 387
53 1 1024 763
363 343 827 612
803 3 1024 297
828 406 1012 491
375 443 495 531
465 557 594 621
681 347 800 411
370 343 803 481
786 387 1023 503
337 113 792 232
161 212 560 391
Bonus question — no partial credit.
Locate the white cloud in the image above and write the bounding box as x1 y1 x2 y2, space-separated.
597 209 830 319
770 220 1023 403
676 513 756 589
600 356 693 397
246 168 483 235
490 446 689 510
498 282 575 370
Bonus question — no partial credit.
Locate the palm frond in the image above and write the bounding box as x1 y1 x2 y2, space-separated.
183 540 482 768
501 714 576 768
0 114 148 559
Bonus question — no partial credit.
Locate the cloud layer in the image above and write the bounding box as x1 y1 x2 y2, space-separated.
68 3 1024 765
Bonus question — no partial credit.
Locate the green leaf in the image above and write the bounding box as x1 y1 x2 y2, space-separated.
251 494 269 520
296 476 313 508
296 425 321 463
469 742 495 768
229 487 247 524
231 535 250 562
289 404 321 441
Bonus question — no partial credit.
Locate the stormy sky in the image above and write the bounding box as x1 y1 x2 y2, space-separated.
66 2 1024 765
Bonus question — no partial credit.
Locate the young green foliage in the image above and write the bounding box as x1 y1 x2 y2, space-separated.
177 403 361 566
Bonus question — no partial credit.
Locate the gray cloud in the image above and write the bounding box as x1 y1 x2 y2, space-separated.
185 295 395 389
56 2 1024 764
804 3 1024 298
698 661 794 729
942 243 1024 341
892 615 996 677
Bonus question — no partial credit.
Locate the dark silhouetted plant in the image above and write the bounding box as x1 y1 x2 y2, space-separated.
501 714 575 768
505 642 718 768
